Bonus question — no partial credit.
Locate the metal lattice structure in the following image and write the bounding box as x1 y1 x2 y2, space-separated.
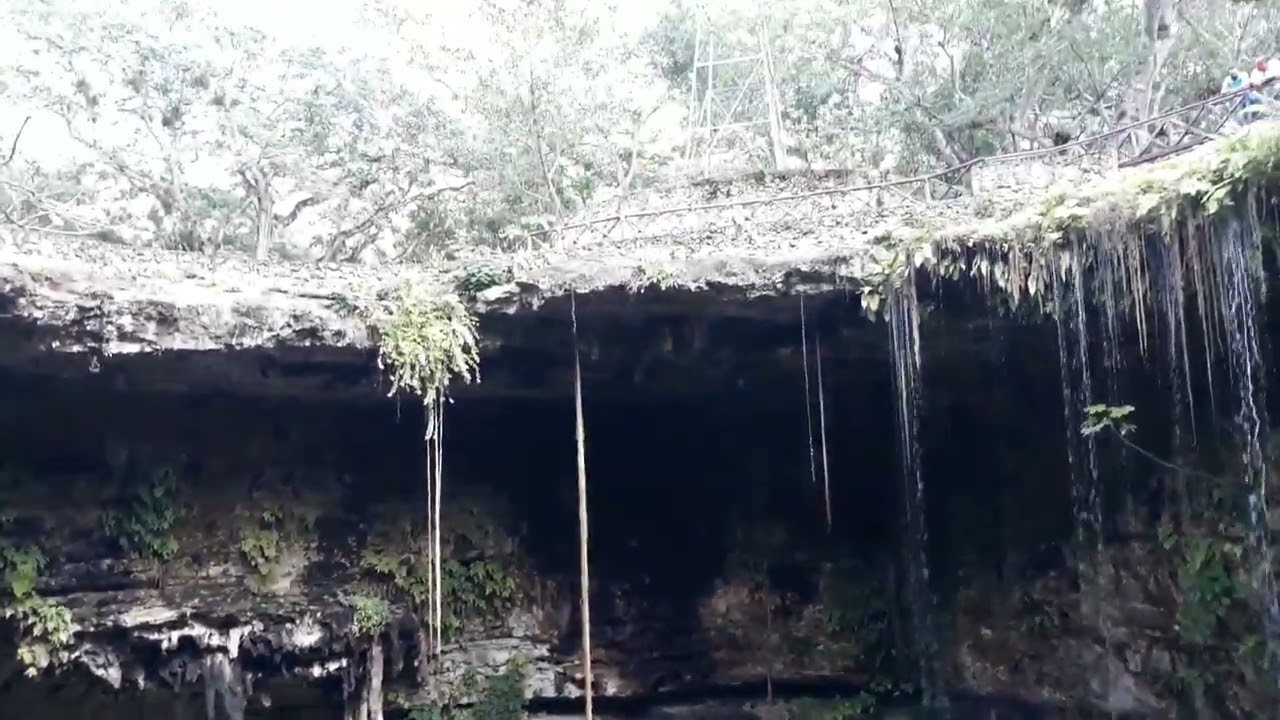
522 81 1275 250
682 11 786 176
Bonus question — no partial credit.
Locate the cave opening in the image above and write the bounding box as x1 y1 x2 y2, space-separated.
5 227 1280 719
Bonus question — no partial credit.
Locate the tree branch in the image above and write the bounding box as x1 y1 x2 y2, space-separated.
2 117 31 167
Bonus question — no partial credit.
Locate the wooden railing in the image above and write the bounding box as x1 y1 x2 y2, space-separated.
517 80 1277 248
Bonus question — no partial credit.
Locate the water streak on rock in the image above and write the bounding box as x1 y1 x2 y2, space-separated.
887 275 946 716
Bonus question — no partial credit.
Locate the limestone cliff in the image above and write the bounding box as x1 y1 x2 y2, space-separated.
3 125 1280 720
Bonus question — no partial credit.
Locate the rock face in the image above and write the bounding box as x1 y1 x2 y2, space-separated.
0 270 1275 720
5 135 1280 719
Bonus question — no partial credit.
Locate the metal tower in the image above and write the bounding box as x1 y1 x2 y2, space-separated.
683 11 785 176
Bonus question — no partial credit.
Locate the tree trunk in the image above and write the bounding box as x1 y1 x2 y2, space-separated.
1119 0 1178 145
253 178 274 261
238 167 276 262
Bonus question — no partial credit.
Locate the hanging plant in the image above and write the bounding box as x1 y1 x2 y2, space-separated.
375 283 480 400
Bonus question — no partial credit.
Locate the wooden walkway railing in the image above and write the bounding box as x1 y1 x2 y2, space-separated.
519 80 1275 248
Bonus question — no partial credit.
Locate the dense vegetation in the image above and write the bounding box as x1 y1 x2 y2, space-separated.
1 0 1278 262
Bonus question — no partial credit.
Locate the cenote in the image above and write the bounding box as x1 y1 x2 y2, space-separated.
5 141 1280 720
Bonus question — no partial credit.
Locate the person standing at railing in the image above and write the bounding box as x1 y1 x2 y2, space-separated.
1250 57 1280 87
1223 69 1246 94
1242 57 1280 123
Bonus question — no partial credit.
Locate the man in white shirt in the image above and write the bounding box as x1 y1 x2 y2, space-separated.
1249 57 1280 87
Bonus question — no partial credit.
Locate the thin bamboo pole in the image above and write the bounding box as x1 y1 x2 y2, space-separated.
570 292 594 720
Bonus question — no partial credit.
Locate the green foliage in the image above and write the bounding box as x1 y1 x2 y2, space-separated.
341 592 393 638
238 527 281 578
407 661 528 720
361 545 432 609
1170 535 1243 646
820 560 893 670
1200 124 1280 214
440 557 519 637
375 284 480 401
3 0 1280 262
360 539 520 641
100 464 180 564
0 523 73 671
458 265 512 296
627 263 677 292
235 499 318 585
1081 403 1135 437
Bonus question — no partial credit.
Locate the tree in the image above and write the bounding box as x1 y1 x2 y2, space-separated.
5 0 1280 259
1 0 467 260
445 0 678 237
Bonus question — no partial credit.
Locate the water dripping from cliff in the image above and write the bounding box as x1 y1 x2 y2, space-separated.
1211 207 1280 676
1052 196 1280 700
1051 233 1112 706
887 278 947 717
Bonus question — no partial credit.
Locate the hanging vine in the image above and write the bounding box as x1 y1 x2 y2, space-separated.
800 295 817 488
800 295 833 530
814 330 833 532
374 282 480 702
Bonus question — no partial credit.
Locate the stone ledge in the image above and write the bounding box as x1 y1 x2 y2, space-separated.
0 122 1276 369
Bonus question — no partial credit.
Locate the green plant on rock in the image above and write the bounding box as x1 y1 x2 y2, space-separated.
239 526 282 578
361 544 432 608
458 265 511 295
361 512 522 642
627 262 676 292
469 662 527 720
100 466 180 564
236 497 319 588
1173 536 1241 646
819 560 893 671
441 556 518 636
0 535 73 672
361 547 519 641
375 283 480 400
404 661 528 720
341 592 393 638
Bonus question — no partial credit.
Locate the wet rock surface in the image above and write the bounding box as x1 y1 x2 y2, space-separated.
1 279 1272 720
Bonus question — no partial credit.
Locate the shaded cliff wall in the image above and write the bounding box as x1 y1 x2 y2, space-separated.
6 200 1280 719
0 297 1108 718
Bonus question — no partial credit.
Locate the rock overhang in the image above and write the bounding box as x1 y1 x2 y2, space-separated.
2 123 1280 399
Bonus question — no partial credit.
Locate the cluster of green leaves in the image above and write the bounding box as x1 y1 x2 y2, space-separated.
236 499 318 584
341 592 394 638
361 542 520 642
1081 403 1136 438
458 265 513 296
0 517 72 671
440 557 519 638
820 560 894 672
375 284 480 400
407 661 528 720
100 464 181 564
1175 538 1241 645
361 545 432 610
238 526 281 579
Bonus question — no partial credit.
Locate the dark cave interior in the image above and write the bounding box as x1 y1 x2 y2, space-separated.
3 240 1280 718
